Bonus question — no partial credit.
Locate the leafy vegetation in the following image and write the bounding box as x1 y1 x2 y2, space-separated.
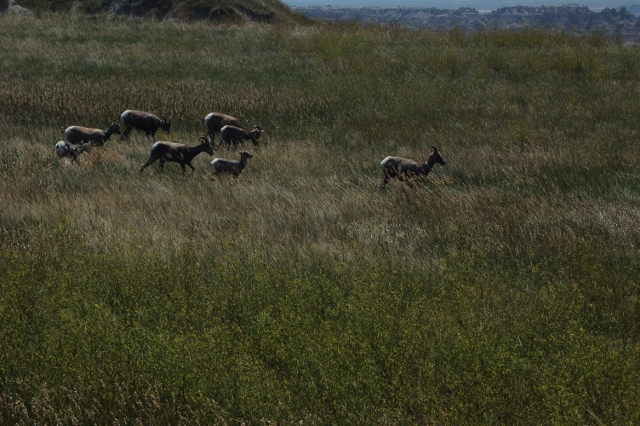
1 14 640 424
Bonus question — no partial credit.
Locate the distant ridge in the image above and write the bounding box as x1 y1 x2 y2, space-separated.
295 4 640 42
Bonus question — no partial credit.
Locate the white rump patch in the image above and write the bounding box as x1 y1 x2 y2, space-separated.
55 141 68 157
379 156 392 169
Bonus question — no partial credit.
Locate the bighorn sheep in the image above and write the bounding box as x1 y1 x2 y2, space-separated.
55 141 89 164
61 122 121 146
120 110 171 141
140 135 214 174
210 151 254 178
220 125 263 149
203 112 246 140
379 146 446 188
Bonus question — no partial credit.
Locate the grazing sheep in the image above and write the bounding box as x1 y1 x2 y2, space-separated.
55 141 89 164
379 146 446 188
210 151 254 178
203 112 246 140
220 125 263 149
62 122 121 146
140 136 214 174
120 110 171 141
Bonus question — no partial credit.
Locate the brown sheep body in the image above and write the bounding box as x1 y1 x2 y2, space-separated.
210 151 254 177
219 125 262 149
120 110 171 141
140 136 214 174
62 122 120 146
56 140 89 164
203 112 245 139
379 146 446 188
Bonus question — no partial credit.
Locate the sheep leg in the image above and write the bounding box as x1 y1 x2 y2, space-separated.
186 162 196 174
380 170 391 188
140 158 156 173
158 159 165 172
122 126 132 140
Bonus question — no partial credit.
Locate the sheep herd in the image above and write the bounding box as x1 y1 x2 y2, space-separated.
57 110 259 179
57 109 446 187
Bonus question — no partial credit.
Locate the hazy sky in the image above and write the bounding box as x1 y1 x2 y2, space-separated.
283 0 627 11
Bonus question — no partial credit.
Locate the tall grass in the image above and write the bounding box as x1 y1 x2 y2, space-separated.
1 14 640 424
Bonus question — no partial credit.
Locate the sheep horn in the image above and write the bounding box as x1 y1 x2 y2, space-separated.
431 145 438 153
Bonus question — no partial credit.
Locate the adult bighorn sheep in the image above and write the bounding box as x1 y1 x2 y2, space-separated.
55 141 89 164
140 135 214 175
120 110 171 141
210 151 254 178
203 112 246 140
220 125 263 149
62 122 121 146
379 146 446 188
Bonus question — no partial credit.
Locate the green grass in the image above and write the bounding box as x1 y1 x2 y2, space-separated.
1 14 640 424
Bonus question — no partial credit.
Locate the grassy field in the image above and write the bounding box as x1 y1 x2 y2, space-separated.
1 13 640 424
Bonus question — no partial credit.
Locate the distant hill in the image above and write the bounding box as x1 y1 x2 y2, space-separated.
0 0 32 14
295 4 640 42
5 0 309 23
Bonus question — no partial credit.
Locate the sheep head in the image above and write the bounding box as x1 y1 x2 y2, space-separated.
160 116 171 133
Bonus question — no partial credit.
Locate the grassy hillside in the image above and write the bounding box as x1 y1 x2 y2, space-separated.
1 14 640 424
13 0 309 23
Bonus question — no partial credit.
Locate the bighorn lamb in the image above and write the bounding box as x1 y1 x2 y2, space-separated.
55 141 89 164
220 125 262 149
62 122 121 146
140 136 214 174
379 146 446 188
120 110 171 141
203 112 246 140
210 151 254 177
